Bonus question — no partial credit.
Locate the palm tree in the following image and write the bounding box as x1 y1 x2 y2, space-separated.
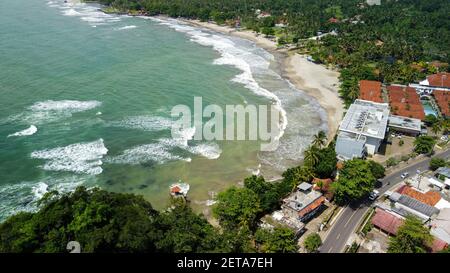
431 122 442 136
304 145 320 167
312 130 327 148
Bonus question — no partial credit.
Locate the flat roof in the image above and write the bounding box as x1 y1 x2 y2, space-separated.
298 182 313 191
437 167 450 178
339 99 390 140
388 115 422 132
283 190 322 212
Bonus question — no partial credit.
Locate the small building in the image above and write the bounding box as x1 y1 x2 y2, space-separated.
388 192 439 221
281 182 326 223
387 115 423 136
396 185 441 206
430 208 450 244
335 99 390 160
359 80 383 103
436 167 450 189
371 208 404 235
170 183 190 198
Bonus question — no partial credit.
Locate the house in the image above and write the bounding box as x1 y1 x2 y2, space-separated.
388 115 423 136
359 80 383 103
388 192 439 221
371 208 404 235
430 208 450 244
387 85 425 120
281 182 326 223
396 185 441 206
422 72 450 89
335 99 390 160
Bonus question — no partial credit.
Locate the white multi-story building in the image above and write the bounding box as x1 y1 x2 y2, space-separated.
335 99 390 160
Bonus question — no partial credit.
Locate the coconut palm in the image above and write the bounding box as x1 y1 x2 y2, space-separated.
431 122 442 136
312 130 327 148
304 145 320 166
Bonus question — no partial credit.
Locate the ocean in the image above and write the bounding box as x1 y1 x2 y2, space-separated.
0 0 327 220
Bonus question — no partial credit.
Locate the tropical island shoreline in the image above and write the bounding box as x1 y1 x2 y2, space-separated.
171 17 344 142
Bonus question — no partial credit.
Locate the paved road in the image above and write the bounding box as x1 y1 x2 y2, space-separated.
319 148 450 253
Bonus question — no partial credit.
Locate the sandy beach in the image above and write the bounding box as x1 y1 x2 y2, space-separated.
184 19 344 141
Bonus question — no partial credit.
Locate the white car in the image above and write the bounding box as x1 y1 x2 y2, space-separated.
400 172 409 179
369 190 380 201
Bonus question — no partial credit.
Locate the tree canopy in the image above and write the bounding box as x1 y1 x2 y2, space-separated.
212 186 262 230
0 187 225 253
333 159 376 204
388 216 433 253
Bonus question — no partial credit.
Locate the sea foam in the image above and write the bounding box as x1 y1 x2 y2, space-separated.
148 18 288 143
31 139 108 175
7 125 38 137
9 100 102 125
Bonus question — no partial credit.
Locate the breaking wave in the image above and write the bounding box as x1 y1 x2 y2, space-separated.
31 139 108 175
7 125 38 137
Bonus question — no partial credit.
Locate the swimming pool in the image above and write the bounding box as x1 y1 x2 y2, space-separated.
421 99 438 117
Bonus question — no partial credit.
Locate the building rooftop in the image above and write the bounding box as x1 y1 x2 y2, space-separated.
298 182 313 191
283 189 323 214
397 194 440 217
437 167 450 178
339 99 390 140
431 208 450 244
426 73 450 88
371 208 404 235
396 185 441 206
388 115 422 132
388 85 425 120
433 90 450 117
359 80 383 103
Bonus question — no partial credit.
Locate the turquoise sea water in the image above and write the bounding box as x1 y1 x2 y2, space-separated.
0 0 327 220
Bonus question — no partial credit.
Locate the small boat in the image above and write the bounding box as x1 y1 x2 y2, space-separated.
170 182 190 197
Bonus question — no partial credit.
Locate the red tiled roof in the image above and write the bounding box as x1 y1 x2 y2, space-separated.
388 86 425 120
433 90 450 117
298 196 325 218
170 186 181 193
312 178 334 201
427 73 450 88
359 80 383 103
371 208 404 235
328 17 340 23
312 178 332 190
430 238 448 253
397 185 441 206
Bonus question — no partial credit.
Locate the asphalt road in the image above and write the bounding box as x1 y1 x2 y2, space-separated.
319 148 450 253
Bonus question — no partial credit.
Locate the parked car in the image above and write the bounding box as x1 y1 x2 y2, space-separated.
369 190 380 201
400 172 409 179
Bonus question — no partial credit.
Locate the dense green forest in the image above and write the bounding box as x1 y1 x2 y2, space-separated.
95 0 450 106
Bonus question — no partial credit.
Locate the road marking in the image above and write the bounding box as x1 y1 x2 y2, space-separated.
336 233 341 240
328 246 333 253
344 210 358 228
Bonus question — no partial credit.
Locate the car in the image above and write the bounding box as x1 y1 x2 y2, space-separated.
369 190 380 201
400 172 409 179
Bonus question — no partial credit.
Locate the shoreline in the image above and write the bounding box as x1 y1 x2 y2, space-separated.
181 18 344 142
